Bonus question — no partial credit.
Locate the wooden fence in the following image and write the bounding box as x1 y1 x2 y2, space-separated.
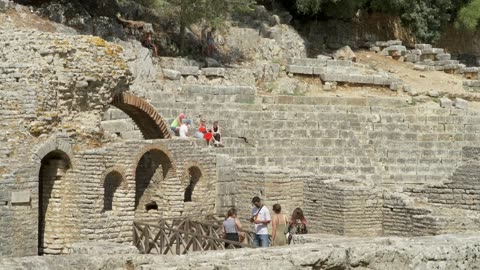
133 217 257 254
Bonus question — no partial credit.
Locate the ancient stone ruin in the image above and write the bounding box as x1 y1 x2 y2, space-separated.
3 1 480 269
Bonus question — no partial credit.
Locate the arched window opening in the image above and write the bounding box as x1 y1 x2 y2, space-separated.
38 150 72 256
135 149 172 211
184 167 202 202
103 171 122 211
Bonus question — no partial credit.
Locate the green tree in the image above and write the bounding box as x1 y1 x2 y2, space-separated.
140 0 255 54
456 0 480 30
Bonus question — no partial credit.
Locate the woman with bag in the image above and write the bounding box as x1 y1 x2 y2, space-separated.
223 208 243 248
287 207 308 245
271 204 289 246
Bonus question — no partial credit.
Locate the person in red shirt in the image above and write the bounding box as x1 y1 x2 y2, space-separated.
197 119 213 146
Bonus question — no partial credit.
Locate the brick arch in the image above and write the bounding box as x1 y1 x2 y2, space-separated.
111 93 171 139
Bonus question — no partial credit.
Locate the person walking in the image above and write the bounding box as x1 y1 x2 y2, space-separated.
222 208 243 248
271 203 288 246
249 196 271 247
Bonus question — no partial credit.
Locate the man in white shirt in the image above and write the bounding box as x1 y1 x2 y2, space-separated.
179 119 190 139
249 196 271 247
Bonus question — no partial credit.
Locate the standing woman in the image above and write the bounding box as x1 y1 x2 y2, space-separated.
271 204 288 246
223 208 243 248
288 207 308 244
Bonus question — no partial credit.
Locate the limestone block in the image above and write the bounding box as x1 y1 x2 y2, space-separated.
372 75 392 85
440 98 453 108
320 73 350 82
422 48 444 55
348 74 374 84
201 68 225 77
175 66 199 76
433 60 459 66
415 44 432 50
313 67 326 75
386 40 403 46
0 191 9 203
435 53 451 61
163 69 181 80
286 65 313 75
410 49 422 55
405 54 420 63
333 46 356 62
463 80 480 87
369 46 381 53
454 98 469 109
427 90 440 97
288 58 327 67
317 55 333 61
11 190 30 204
383 45 407 53
326 59 353 67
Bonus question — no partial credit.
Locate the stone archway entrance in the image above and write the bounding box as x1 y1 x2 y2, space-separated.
38 150 72 255
135 149 173 219
111 93 171 139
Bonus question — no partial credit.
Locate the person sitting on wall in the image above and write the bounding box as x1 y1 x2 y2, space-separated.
170 113 186 136
179 118 191 139
195 118 213 146
287 207 308 245
212 120 224 147
142 32 158 57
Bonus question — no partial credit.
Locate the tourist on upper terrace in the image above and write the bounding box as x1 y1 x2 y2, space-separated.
179 119 191 139
195 119 213 146
142 32 158 57
271 203 289 246
170 113 186 136
212 121 224 147
206 30 215 57
223 208 243 248
249 196 271 248
287 207 308 244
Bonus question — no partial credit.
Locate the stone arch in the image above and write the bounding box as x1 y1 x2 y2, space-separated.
183 165 203 202
101 167 126 212
38 150 72 255
111 93 171 139
134 144 176 218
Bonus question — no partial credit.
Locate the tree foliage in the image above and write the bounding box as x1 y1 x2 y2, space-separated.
283 0 478 42
139 0 254 53
456 0 480 30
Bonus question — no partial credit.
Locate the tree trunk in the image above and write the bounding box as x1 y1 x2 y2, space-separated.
179 0 186 55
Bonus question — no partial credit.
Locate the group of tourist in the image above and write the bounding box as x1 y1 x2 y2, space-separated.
170 113 224 147
223 196 308 248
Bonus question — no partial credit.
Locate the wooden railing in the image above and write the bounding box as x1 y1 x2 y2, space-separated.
133 217 256 254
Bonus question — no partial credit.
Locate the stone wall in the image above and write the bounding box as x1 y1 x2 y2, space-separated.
0 137 217 257
2 233 480 270
232 166 305 225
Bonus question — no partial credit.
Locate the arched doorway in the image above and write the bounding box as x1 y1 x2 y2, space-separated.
110 93 171 139
184 167 202 202
38 150 72 255
135 149 173 219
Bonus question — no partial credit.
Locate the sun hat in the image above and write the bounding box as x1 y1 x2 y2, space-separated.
179 113 186 119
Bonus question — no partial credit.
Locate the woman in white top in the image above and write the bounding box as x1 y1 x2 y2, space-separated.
179 119 191 139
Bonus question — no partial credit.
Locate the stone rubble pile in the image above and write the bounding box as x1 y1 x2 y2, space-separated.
371 40 480 88
286 56 400 89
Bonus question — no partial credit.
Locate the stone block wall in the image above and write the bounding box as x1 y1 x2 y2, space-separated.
233 166 305 225
304 178 383 236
